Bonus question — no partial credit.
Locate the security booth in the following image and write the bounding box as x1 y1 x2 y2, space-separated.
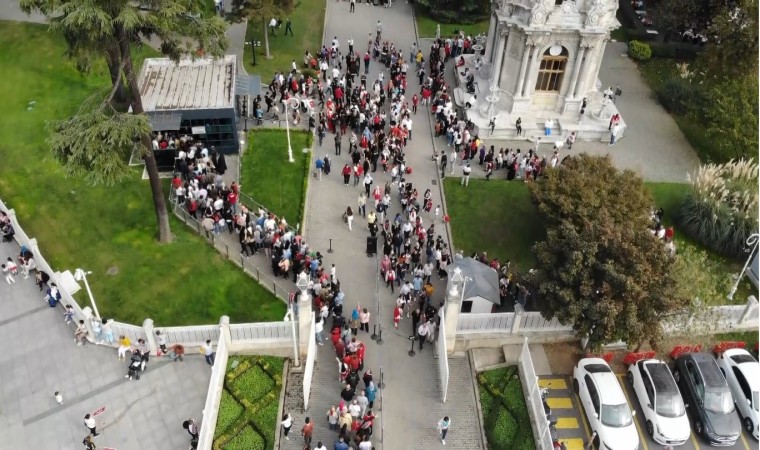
138 55 239 157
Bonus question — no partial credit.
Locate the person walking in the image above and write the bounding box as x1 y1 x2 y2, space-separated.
342 164 351 185
437 416 450 445
461 163 472 186
301 417 314 446
345 206 354 231
357 192 367 217
417 321 429 350
201 340 215 366
349 0 355 12
83 413 99 436
439 152 448 178
284 17 293 36
359 307 370 333
609 123 620 146
82 435 96 450
281 412 293 440
334 133 342 155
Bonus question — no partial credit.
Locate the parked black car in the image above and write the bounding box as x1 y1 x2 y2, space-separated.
673 352 742 446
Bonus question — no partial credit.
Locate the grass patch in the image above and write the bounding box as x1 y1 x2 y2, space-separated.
648 183 756 305
443 178 544 272
241 130 310 227
413 6 489 38
215 356 283 449
242 0 326 81
477 366 535 450
0 21 286 325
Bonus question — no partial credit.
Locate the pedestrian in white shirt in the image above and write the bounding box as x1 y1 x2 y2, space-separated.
461 163 472 187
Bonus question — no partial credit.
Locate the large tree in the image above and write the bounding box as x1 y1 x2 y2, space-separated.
700 0 759 78
527 155 687 351
20 0 229 242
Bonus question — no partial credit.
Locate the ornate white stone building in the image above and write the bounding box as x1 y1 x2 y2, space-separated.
458 0 625 141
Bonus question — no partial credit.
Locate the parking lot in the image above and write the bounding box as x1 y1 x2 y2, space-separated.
542 374 756 450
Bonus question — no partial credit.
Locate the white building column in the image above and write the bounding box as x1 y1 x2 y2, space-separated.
486 12 498 62
515 39 532 97
522 43 542 97
492 31 508 88
568 42 587 98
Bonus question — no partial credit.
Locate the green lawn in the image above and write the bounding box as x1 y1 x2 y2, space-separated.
648 183 757 305
414 6 489 38
0 21 286 326
240 130 310 228
242 0 326 82
443 179 544 272
443 177 756 305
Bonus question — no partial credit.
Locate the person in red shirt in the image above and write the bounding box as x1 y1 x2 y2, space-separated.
342 164 351 186
301 417 314 446
411 94 419 114
226 190 238 214
393 305 402 329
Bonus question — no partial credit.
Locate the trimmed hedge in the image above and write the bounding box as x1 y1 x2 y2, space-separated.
628 40 652 61
477 366 535 450
214 356 284 450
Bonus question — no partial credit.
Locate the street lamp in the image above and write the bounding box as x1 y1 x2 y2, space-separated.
74 268 100 320
728 233 760 301
282 97 301 163
289 271 311 367
244 40 261 66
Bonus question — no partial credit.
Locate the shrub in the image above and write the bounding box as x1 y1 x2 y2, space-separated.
628 40 652 61
681 159 759 259
491 407 519 448
215 391 244 438
232 365 275 404
301 67 318 81
252 398 279 447
650 42 701 60
224 426 266 450
658 77 698 115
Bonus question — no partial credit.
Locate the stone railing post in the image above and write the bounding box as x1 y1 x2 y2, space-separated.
298 290 313 359
511 310 523 334
740 296 759 324
220 315 232 348
444 285 461 353
143 318 158 354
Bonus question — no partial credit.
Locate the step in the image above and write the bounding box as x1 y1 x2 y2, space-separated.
546 397 573 409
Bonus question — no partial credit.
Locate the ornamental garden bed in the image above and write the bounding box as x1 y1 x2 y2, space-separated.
477 365 536 450
213 356 284 450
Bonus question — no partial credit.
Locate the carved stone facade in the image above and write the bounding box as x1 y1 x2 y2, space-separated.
462 0 625 141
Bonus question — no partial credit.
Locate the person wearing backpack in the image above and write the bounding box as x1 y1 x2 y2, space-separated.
45 282 62 307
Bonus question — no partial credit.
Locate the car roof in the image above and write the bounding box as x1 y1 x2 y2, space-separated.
681 353 726 388
592 371 626 404
642 360 679 396
727 350 760 391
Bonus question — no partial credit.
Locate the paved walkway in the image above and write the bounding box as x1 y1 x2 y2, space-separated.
0 240 210 450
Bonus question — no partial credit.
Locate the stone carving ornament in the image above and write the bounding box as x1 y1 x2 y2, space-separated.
585 0 605 27
529 0 548 26
561 0 579 14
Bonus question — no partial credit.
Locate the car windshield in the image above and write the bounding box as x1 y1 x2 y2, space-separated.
753 391 759 412
656 392 686 418
704 390 735 414
601 403 633 427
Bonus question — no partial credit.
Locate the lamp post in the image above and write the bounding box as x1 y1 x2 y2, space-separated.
244 41 261 66
449 267 470 304
728 233 760 301
74 268 100 320
282 97 301 163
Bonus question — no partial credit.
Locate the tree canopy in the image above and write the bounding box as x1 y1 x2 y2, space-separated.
414 0 490 24
527 155 687 351
20 0 229 242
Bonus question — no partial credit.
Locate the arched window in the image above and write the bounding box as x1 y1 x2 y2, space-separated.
535 47 568 92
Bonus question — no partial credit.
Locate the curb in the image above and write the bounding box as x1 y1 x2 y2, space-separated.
468 349 490 450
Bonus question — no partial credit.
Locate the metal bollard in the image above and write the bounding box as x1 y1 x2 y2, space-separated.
371 324 377 340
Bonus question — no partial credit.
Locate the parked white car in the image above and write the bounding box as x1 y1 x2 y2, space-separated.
716 348 760 439
574 358 639 450
627 359 691 446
